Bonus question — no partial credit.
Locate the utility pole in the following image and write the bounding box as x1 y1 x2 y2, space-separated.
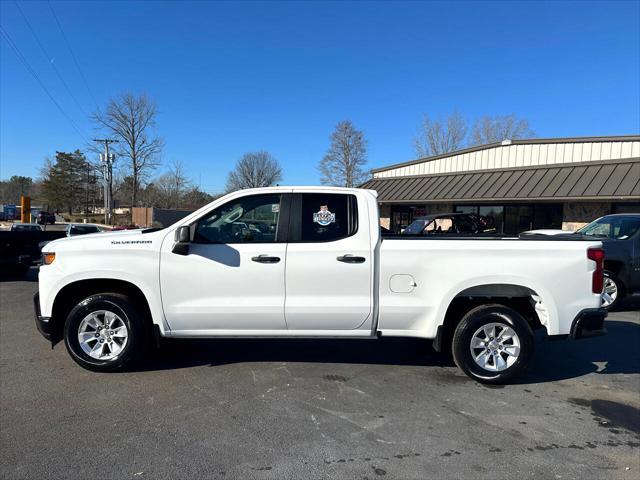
94 138 118 224
85 161 91 219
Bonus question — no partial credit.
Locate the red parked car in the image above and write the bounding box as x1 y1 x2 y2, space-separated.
111 224 140 231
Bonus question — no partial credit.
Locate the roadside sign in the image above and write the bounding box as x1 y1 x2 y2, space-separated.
4 204 16 221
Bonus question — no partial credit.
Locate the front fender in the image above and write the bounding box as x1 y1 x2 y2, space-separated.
39 267 170 335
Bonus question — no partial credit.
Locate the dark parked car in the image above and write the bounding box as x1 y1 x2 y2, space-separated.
37 211 56 225
0 237 33 275
573 214 640 308
401 213 496 235
1 225 64 276
522 214 640 309
10 223 43 232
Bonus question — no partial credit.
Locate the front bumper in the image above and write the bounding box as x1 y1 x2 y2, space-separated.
570 308 607 339
33 292 54 341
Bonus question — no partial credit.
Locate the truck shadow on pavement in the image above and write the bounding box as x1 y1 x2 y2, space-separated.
134 318 639 384
516 318 640 384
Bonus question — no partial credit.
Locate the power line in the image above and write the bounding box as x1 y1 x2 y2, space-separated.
14 1 90 117
0 25 90 143
47 0 100 111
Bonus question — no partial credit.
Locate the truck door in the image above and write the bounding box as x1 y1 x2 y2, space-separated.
284 192 373 330
160 193 289 332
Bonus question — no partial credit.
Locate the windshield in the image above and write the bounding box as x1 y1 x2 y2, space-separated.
577 216 640 239
403 219 430 235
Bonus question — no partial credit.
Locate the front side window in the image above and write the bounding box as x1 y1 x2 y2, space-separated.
577 216 640 240
431 217 453 233
453 215 477 234
299 193 357 242
195 194 281 243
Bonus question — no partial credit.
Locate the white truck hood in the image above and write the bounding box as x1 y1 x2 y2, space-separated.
43 229 163 252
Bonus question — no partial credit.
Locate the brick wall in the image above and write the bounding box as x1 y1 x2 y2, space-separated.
379 204 391 229
562 202 612 231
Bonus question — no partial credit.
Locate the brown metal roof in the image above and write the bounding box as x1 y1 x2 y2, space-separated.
361 158 640 203
371 135 640 174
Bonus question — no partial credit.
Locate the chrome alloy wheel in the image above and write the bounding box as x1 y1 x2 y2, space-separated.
470 322 521 372
601 276 618 308
78 310 128 360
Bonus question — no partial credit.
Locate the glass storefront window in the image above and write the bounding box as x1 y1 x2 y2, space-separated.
456 206 477 215
479 206 504 233
455 204 562 234
505 206 532 234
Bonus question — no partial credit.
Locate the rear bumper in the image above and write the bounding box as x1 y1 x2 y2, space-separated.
570 308 607 339
33 292 53 340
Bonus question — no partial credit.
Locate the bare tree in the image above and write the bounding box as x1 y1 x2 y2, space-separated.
154 160 191 208
225 151 283 192
318 120 369 187
414 110 467 158
93 93 164 207
470 114 535 146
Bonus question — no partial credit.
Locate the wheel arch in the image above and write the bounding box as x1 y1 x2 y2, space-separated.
603 260 627 290
49 278 155 344
433 281 552 352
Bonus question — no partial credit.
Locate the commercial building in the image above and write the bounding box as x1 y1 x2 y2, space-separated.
132 206 194 227
361 135 640 234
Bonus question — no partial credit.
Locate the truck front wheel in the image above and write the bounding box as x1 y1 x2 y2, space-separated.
452 304 533 384
63 293 146 372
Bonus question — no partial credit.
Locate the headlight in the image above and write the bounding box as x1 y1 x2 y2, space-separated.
42 252 56 265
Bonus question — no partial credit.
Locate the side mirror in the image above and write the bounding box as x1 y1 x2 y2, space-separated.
172 226 190 255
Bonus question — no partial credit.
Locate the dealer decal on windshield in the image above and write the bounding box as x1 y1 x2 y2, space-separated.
313 205 335 226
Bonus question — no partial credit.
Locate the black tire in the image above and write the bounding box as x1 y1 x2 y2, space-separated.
602 271 624 310
452 304 534 384
63 293 147 372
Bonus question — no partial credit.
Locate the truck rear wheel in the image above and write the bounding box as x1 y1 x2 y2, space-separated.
452 304 533 384
63 293 146 372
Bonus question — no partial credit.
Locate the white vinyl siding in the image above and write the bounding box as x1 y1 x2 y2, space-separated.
373 140 640 179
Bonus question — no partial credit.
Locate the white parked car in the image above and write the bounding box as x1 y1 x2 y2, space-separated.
35 187 606 383
521 229 572 236
66 224 102 237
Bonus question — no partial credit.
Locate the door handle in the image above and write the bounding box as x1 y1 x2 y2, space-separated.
251 254 280 264
337 254 366 264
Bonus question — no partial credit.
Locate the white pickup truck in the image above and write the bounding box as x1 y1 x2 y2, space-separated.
35 187 607 383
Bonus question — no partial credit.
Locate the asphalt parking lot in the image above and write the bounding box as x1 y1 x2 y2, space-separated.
1 269 639 479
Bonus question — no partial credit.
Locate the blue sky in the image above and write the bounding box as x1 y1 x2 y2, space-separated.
1 0 639 193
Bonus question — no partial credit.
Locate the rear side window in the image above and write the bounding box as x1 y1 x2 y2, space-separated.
297 193 358 242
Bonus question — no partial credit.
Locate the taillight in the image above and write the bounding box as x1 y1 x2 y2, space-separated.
587 247 604 294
